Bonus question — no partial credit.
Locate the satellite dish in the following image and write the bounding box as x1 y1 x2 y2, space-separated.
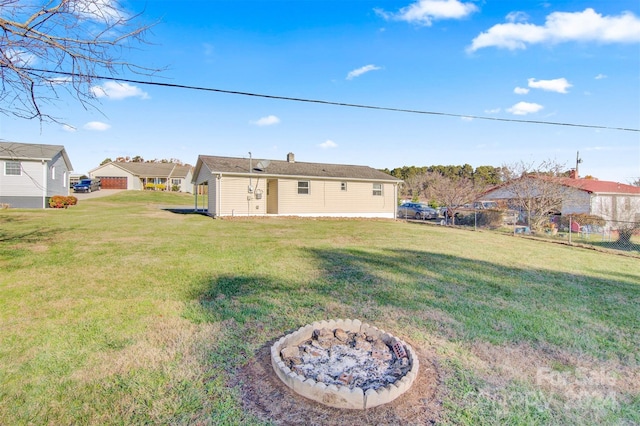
253 160 271 172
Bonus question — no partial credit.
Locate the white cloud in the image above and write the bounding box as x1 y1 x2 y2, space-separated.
595 73 607 79
461 116 474 122
318 140 338 149
61 124 77 132
507 102 544 115
514 87 530 95
5 49 37 67
91 81 149 100
484 108 501 114
83 121 111 131
468 8 640 52
252 115 280 126
73 0 127 24
51 77 72 85
346 64 381 80
528 77 572 93
506 11 529 23
376 0 478 26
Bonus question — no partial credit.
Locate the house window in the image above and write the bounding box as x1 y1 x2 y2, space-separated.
298 181 309 195
63 171 67 187
373 183 383 196
51 166 56 179
5 161 21 176
171 178 181 185
341 182 347 191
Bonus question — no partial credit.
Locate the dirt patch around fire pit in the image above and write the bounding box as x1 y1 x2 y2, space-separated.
234 339 442 425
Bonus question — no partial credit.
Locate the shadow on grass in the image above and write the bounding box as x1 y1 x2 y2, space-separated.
162 208 210 216
588 240 640 254
188 247 640 362
0 227 59 243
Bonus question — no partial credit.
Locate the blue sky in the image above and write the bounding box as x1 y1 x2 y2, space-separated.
2 0 639 182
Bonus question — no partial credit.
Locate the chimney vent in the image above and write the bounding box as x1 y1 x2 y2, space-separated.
287 152 295 163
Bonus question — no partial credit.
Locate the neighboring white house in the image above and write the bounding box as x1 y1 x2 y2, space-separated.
192 153 402 218
0 142 73 208
89 162 193 193
482 177 640 228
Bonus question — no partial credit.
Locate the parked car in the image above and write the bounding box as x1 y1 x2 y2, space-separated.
73 178 101 193
397 202 438 220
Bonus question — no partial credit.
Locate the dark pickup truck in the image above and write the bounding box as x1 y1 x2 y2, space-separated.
73 178 101 193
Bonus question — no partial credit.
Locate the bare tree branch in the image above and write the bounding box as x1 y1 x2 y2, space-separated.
0 0 156 122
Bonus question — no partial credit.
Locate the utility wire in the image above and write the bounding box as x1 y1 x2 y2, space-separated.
23 68 640 132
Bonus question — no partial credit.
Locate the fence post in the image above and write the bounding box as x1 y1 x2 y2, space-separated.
568 214 572 244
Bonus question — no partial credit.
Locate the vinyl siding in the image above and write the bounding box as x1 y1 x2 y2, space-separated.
218 176 267 216
276 178 395 217
47 153 69 196
0 157 71 208
1 160 45 197
210 175 395 218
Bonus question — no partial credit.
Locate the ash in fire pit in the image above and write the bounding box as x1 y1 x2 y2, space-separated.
271 319 419 410
280 327 411 392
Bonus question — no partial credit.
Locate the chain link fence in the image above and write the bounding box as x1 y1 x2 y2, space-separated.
440 209 640 256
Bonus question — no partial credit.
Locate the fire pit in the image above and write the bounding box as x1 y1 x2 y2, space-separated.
270 319 419 410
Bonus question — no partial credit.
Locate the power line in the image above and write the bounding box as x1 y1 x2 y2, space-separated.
23 68 640 132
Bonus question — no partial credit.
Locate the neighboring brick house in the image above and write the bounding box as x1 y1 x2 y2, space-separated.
482 176 640 228
0 142 73 208
89 162 193 193
192 152 402 218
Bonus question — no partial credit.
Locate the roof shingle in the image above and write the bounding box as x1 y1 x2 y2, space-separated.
198 155 400 181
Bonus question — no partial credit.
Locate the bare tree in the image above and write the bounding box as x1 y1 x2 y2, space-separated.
423 172 483 224
500 160 571 231
0 0 154 121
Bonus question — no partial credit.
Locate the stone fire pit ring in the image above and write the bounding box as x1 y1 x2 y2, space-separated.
270 319 419 410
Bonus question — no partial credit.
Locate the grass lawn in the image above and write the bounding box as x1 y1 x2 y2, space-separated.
1 191 638 425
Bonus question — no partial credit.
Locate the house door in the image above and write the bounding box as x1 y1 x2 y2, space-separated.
267 179 278 214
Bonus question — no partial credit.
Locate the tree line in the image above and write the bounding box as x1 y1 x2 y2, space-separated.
100 156 191 166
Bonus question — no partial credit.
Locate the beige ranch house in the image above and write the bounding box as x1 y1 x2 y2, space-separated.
192 153 402 218
89 161 193 192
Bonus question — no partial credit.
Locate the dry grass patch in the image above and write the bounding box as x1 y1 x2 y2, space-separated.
74 314 221 382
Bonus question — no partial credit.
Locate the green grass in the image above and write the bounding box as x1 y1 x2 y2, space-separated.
1 191 638 425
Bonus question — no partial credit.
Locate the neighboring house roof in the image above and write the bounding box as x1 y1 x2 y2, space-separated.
483 176 640 197
195 155 401 182
554 178 640 195
0 141 73 170
93 162 192 178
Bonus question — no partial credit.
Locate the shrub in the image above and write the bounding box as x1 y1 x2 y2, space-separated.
49 195 68 208
558 214 605 230
48 195 78 208
451 211 503 228
145 183 167 191
171 184 180 192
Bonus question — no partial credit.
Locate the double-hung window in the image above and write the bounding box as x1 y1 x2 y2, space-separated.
372 183 383 196
298 181 310 195
5 161 21 176
341 182 347 191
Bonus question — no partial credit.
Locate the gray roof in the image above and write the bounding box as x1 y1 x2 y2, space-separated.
0 141 73 170
197 155 400 182
104 162 192 178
